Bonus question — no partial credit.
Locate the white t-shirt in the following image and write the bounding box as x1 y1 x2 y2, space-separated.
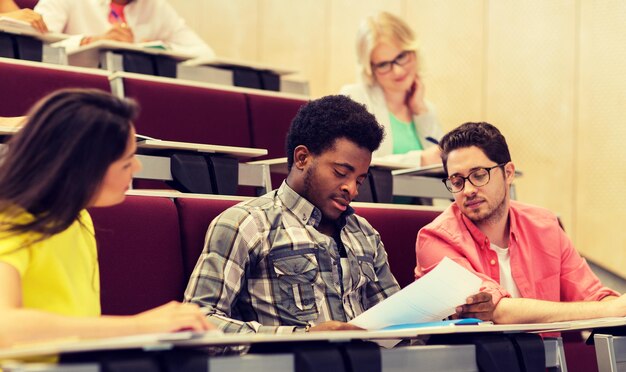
489 243 521 298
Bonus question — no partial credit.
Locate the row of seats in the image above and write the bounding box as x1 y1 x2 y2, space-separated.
87 194 598 371
87 194 443 316
0 58 306 160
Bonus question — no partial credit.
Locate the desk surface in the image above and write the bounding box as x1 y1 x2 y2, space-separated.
4 317 624 360
137 139 267 159
68 40 195 60
182 56 297 76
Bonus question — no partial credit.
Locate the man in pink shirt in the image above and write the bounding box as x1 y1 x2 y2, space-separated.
416 122 626 323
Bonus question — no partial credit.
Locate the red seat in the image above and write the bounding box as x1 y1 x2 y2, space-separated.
89 196 186 315
0 60 111 116
122 77 251 148
175 197 240 279
246 94 305 159
353 205 442 288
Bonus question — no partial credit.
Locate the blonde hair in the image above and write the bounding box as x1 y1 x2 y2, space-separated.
356 12 420 85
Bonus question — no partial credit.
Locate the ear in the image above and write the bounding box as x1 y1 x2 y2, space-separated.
292 145 311 171
504 162 515 185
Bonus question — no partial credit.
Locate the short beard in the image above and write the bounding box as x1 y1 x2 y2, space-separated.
302 164 315 201
469 190 508 227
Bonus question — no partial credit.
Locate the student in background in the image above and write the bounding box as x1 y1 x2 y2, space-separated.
341 11 443 166
416 122 626 323
0 0 47 33
0 89 211 348
34 0 215 57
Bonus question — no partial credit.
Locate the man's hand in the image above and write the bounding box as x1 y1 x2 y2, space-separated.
454 292 494 321
309 321 363 332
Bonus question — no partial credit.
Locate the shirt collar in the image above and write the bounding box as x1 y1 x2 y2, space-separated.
277 181 354 229
452 202 517 247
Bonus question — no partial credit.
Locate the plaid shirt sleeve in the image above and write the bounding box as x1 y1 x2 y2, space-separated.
184 206 296 334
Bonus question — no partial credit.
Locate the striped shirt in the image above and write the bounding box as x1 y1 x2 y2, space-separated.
185 182 400 334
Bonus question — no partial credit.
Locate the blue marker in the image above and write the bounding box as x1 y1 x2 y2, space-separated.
425 136 439 145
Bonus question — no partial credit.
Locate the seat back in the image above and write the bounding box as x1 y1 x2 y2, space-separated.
0 60 111 116
89 196 186 315
353 205 442 288
175 197 241 279
246 94 305 159
122 77 251 147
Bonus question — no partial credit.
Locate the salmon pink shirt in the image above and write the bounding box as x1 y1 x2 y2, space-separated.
415 201 618 305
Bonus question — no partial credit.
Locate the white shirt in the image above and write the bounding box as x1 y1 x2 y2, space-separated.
35 0 215 58
489 243 522 298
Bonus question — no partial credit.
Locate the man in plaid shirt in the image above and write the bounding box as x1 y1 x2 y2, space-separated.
185 95 402 333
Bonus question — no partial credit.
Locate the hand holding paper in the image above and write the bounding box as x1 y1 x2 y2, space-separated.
350 257 482 330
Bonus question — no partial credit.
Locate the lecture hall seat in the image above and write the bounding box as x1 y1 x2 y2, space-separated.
246 94 306 160
89 196 186 316
120 76 252 148
0 59 111 116
353 205 442 288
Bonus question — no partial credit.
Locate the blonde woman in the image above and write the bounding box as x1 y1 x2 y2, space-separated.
341 12 443 166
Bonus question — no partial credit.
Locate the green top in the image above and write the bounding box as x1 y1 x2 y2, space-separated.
389 112 423 154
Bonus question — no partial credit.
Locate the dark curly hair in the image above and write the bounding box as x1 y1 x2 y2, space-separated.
440 122 511 175
286 95 384 171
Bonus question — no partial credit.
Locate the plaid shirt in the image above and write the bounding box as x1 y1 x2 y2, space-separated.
185 182 400 334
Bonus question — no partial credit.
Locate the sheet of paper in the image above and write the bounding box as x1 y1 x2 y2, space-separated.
350 256 482 330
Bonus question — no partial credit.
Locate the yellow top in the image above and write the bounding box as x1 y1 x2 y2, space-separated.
0 210 100 317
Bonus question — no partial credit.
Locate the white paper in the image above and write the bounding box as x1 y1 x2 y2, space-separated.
350 257 482 330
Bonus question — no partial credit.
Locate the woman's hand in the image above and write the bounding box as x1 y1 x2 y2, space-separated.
131 301 214 333
406 74 428 116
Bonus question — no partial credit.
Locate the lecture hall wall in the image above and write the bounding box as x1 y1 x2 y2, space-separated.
169 0 626 279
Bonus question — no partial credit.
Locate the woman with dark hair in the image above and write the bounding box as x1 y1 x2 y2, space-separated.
0 89 211 348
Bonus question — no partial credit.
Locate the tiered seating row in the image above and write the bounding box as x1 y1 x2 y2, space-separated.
88 194 442 316
0 59 307 159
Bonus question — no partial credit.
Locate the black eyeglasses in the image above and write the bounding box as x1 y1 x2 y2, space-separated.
371 50 413 74
442 163 508 193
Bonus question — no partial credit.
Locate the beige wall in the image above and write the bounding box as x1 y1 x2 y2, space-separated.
171 0 626 278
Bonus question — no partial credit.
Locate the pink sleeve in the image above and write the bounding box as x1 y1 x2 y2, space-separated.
558 228 619 301
415 227 511 305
